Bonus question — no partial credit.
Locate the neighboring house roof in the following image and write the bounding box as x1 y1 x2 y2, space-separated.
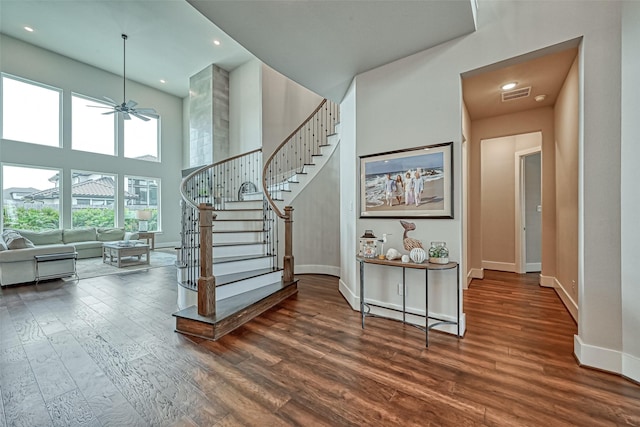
25 177 137 200
2 187 41 201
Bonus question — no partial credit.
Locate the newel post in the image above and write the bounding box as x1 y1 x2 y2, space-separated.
283 205 294 283
198 203 217 317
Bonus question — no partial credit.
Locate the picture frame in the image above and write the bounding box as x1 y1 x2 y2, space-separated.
359 142 453 218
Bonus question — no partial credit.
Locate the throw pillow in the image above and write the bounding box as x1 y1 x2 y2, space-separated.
0 239 7 252
1 230 35 249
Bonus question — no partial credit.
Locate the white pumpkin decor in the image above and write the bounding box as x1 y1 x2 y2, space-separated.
401 255 410 263
409 248 426 264
386 248 401 260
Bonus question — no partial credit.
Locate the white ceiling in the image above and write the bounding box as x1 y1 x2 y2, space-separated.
189 0 478 102
0 0 477 102
0 0 255 98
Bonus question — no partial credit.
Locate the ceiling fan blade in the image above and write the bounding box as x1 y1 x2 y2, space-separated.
131 111 151 121
122 112 131 120
102 110 117 115
125 100 138 109
102 96 118 106
135 109 159 119
87 105 113 110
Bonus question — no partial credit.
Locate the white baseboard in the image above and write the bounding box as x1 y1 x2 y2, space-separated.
574 334 622 375
482 261 516 272
554 277 578 322
468 268 484 279
157 240 180 250
466 268 483 287
539 274 555 287
296 264 340 277
526 262 541 272
622 352 640 383
338 278 358 310
575 335 640 383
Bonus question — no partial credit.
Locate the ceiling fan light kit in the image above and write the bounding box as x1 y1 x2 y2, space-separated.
88 34 159 121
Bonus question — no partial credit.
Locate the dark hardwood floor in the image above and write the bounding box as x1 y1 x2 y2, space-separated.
1 267 639 426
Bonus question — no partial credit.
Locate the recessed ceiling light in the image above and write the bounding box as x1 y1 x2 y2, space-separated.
160 79 166 84
24 26 34 32
535 94 547 102
501 82 517 91
213 39 221 46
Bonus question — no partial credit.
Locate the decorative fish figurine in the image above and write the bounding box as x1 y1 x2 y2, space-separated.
400 220 423 251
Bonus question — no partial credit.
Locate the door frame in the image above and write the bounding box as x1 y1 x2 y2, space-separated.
514 145 542 274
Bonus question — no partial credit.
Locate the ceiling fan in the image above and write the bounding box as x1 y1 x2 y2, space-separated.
90 34 159 121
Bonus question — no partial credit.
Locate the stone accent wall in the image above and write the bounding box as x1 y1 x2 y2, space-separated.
189 65 229 167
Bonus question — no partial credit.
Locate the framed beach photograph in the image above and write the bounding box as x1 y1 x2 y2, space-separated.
359 142 453 218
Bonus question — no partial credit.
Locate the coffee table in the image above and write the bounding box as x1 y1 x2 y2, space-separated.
102 242 150 268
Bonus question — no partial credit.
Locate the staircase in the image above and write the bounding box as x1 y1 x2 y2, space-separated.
173 99 339 341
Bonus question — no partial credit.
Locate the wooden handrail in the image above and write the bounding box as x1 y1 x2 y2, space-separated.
262 99 328 219
180 148 262 209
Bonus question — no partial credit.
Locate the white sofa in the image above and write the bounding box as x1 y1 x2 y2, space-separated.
0 228 139 287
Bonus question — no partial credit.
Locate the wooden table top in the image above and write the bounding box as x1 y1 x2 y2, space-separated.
356 255 457 270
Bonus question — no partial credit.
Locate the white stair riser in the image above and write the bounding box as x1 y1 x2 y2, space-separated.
177 284 197 310
213 243 266 258
214 210 263 220
241 192 263 201
213 231 264 244
213 256 272 275
213 220 263 231
224 200 263 210
217 270 283 300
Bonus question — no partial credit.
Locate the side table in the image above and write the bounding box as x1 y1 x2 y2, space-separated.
137 231 156 250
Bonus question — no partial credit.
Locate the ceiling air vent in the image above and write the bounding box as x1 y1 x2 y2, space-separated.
502 86 531 102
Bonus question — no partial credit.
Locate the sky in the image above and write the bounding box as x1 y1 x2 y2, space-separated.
365 151 444 176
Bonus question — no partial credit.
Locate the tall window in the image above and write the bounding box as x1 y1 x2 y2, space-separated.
1 74 61 147
71 94 116 155
124 176 160 232
1 165 62 231
70 171 116 228
124 117 159 161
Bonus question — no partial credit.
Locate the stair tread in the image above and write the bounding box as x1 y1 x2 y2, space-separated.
214 208 262 212
215 267 282 286
213 242 265 247
213 254 273 264
173 279 298 324
213 219 262 222
213 229 264 234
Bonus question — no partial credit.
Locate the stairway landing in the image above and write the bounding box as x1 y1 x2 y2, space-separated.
173 279 298 341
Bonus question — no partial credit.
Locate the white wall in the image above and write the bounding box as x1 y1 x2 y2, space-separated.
229 59 262 156
0 35 183 248
292 147 340 276
621 0 640 381
341 0 629 376
261 64 323 158
339 80 358 306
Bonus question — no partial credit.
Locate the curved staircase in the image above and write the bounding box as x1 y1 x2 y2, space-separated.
173 99 339 340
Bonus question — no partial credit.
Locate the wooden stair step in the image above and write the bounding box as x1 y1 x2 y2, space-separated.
215 267 282 286
173 279 298 341
213 254 273 264
213 229 264 234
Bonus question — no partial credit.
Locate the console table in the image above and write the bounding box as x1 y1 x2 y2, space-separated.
357 256 460 347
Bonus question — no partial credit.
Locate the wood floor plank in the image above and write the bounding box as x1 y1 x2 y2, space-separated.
2 267 640 426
